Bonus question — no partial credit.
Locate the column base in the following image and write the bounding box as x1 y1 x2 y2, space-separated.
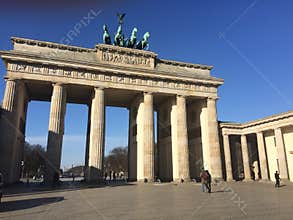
242 178 253 182
143 178 155 183
173 178 191 183
84 166 103 183
258 179 271 183
212 177 224 184
127 177 137 182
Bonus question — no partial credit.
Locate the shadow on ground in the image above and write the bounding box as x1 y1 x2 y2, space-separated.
3 180 135 198
0 197 64 212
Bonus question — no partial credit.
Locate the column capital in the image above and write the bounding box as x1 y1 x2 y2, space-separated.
143 91 153 95
52 82 67 87
4 77 22 83
4 76 15 82
93 86 105 91
176 94 187 98
207 96 219 101
90 87 104 99
274 127 283 132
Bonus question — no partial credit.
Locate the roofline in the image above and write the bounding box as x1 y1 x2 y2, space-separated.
11 36 214 71
220 110 293 129
158 59 213 70
11 36 95 52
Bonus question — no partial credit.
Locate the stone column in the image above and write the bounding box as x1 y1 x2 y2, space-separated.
207 98 223 180
241 135 251 181
1 78 19 183
143 92 155 181
128 106 137 181
256 132 269 180
274 128 289 180
223 134 233 181
45 83 67 184
176 95 190 181
171 99 179 181
200 100 210 170
86 87 105 182
2 79 17 113
84 104 91 169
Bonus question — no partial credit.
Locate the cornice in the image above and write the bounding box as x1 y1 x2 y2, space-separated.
96 44 157 58
220 110 293 130
11 37 95 53
157 59 213 70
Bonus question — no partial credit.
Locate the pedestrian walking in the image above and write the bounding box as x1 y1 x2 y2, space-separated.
0 172 3 203
110 170 113 181
206 170 212 193
275 171 280 188
200 168 207 192
113 172 116 183
104 172 108 181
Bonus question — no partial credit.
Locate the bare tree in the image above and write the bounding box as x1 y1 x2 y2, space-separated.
104 146 128 173
23 142 46 178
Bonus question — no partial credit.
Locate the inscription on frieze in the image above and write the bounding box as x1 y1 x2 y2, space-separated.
101 51 151 67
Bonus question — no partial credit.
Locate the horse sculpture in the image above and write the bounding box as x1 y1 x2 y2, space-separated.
114 25 124 47
136 32 150 50
103 25 111 45
126 27 138 48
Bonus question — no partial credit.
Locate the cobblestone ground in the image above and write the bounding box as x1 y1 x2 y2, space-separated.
0 181 292 220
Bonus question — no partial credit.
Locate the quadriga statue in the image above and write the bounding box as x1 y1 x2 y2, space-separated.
125 27 138 48
136 32 150 50
103 25 111 45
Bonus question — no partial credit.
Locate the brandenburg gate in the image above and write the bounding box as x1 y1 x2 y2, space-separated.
0 37 224 184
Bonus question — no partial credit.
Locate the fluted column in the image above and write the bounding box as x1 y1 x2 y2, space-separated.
86 87 105 182
176 95 190 181
45 83 67 184
200 100 210 170
84 104 91 168
256 132 269 180
1 78 20 184
207 98 223 180
143 92 155 181
275 128 289 180
2 79 17 113
223 134 233 181
128 105 137 181
241 135 251 181
171 99 179 181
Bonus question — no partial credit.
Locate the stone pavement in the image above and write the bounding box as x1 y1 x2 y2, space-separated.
0 181 293 220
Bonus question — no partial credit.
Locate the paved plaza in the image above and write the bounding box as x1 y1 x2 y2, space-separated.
1 181 293 220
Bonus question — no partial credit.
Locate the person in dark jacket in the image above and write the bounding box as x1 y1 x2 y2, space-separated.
274 171 280 188
206 170 212 193
0 172 3 203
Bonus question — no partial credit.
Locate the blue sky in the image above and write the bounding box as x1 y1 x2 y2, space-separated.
1 0 293 169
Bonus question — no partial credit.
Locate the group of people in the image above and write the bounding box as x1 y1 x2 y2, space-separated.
200 168 212 193
104 170 125 182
